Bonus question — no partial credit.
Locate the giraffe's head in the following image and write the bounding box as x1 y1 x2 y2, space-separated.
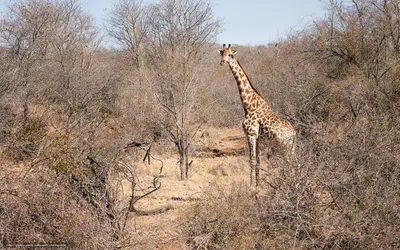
219 44 237 66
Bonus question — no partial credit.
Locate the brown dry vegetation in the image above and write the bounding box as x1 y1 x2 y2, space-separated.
1 0 400 249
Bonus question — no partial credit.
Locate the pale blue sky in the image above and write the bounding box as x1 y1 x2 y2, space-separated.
0 0 327 46
211 0 326 45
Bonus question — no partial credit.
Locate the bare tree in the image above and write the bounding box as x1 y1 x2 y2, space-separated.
146 0 223 179
0 0 58 122
107 0 148 71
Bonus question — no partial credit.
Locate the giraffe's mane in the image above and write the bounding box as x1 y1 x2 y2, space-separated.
235 58 263 97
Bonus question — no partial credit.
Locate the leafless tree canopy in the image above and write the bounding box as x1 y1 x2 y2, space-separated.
107 0 148 68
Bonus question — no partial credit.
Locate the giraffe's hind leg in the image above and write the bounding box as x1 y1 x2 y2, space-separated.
282 133 296 165
255 138 261 187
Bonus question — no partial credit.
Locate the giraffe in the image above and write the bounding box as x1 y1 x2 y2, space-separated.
219 44 295 186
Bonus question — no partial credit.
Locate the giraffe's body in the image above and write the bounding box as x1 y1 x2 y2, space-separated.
219 44 295 186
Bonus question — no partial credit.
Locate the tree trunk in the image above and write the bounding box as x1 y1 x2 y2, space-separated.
178 138 191 179
184 147 189 178
179 150 185 179
23 89 29 124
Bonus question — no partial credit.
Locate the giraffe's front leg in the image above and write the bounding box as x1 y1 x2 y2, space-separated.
247 134 258 186
243 120 259 186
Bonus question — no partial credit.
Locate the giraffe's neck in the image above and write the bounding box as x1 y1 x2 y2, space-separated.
228 58 260 113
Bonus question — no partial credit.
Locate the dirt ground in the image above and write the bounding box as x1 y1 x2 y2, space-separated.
121 125 251 249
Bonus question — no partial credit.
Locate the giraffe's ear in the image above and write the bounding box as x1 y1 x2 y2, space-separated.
218 50 223 55
231 50 238 56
